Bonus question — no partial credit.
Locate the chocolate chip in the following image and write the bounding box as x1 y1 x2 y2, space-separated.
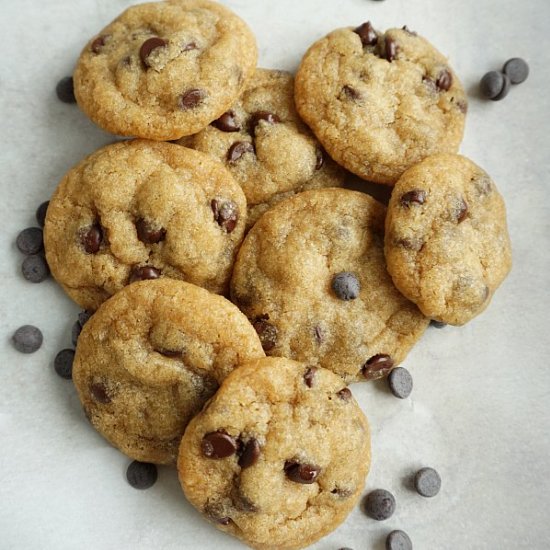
71 321 82 347
430 320 447 328
156 347 181 358
12 325 43 353
91 35 107 54
139 37 167 67
252 317 278 351
303 366 317 388
56 76 76 103
78 310 93 327
136 218 166 244
503 58 529 84
363 489 396 520
36 201 49 228
401 189 426 207
126 460 158 489
211 199 239 232
384 36 398 62
331 487 353 498
480 71 510 101
179 88 205 110
201 431 238 459
227 141 255 163
54 349 75 380
204 504 231 525
332 272 360 301
354 21 377 46
362 354 394 379
249 111 281 134
238 438 260 468
182 41 198 52
387 367 413 399
315 149 324 170
455 198 468 223
80 224 103 254
493 73 511 100
313 325 324 344
337 388 352 401
129 266 161 283
386 530 413 550
21 254 50 283
217 517 231 525
231 486 257 512
90 382 111 403
284 461 321 484
414 467 441 497
436 69 453 91
340 85 361 101
16 227 43 255
212 110 241 132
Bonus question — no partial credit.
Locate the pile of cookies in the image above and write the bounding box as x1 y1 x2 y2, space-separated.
41 1 512 548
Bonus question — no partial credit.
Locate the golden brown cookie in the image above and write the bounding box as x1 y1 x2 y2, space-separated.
178 357 370 550
384 154 512 325
73 279 265 464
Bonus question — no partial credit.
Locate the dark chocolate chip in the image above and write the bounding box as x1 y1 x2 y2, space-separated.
201 431 238 459
354 21 377 46
216 517 231 525
91 35 107 54
227 141 255 163
362 354 394 379
430 320 447 328
436 69 453 91
384 36 398 62
493 73 511 101
455 198 468 223
337 388 352 401
340 85 361 101
249 111 281 134
179 88 205 110
480 71 510 101
363 489 396 520
503 58 529 84
332 272 360 301
129 266 161 283
284 461 321 484
78 310 93 327
56 76 76 103
211 199 239 232
212 110 241 132
387 367 413 399
16 227 43 255
36 201 49 228
238 438 261 468
252 317 278 351
90 382 111 403
400 189 426 207
386 530 413 550
54 349 75 380
71 321 81 347
126 460 158 489
21 254 50 283
303 366 317 388
315 149 324 170
156 347 181 358
414 467 441 497
136 218 166 244
80 224 103 254
12 325 43 353
139 37 167 67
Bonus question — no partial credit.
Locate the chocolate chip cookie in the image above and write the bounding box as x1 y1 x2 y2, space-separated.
178 357 370 549
44 140 246 311
74 0 257 140
384 154 512 325
295 23 467 185
230 188 429 383
177 68 346 228
73 279 265 464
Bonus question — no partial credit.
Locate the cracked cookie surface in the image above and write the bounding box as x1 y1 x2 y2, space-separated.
230 188 428 383
44 139 246 311
384 154 512 325
74 0 257 140
295 24 466 185
73 279 264 464
178 357 370 550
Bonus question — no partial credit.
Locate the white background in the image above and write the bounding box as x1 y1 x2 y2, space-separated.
1 0 549 549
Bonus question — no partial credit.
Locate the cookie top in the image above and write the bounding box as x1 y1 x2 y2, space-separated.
384 154 512 325
178 357 370 550
73 279 265 464
74 0 257 140
178 68 347 228
230 188 429 383
295 23 467 185
44 140 246 311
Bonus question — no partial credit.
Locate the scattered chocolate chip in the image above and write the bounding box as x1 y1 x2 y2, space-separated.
303 366 317 388
36 201 49 228
414 467 441 497
139 37 167 67
387 367 413 399
430 320 447 328
80 224 103 254
21 254 50 283
436 69 453 91
136 218 166 244
362 354 394 379
212 110 241 132
455 198 468 223
90 382 111 404
211 199 239 232
202 431 238 459
400 189 426 207
238 438 261 468
16 227 43 255
129 265 161 283
480 71 511 101
249 111 280 133
337 388 352 401
340 85 361 100
363 489 396 520
332 272 361 301
227 141 255 163
91 35 107 54
315 148 324 170
354 21 377 46
386 530 413 550
384 36 398 62
503 58 529 84
126 460 158 489
179 88 205 110
284 461 321 484
252 317 278 351
54 349 75 380
56 76 76 103
12 325 43 353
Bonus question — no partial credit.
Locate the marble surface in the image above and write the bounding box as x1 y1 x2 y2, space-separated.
1 0 550 549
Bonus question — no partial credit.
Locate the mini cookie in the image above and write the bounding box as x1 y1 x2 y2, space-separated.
74 0 257 140
230 189 429 383
178 357 370 550
44 140 246 311
73 279 265 464
178 69 347 228
385 154 512 325
295 23 466 185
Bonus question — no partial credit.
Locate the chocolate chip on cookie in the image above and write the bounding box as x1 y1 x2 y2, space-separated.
212 111 241 132
238 438 261 468
252 315 278 351
362 354 395 380
129 266 161 283
304 366 318 387
211 199 239 232
135 218 166 244
284 461 321 484
139 37 167 67
354 21 377 46
80 223 103 254
202 432 238 459
332 272 361 300
227 141 255 162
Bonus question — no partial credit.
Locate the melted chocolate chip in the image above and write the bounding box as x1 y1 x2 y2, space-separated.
362 354 394 379
284 461 321 484
340 85 361 101
136 218 166 244
80 224 103 254
354 21 377 46
303 367 317 388
384 36 398 62
337 388 352 401
212 111 241 132
201 431 238 459
211 199 239 233
252 317 278 351
129 266 161 283
400 189 426 207
455 198 468 223
91 35 107 54
436 69 453 91
238 438 260 468
90 382 111 404
249 111 280 133
179 89 205 110
227 141 255 163
139 37 167 67
315 149 324 170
